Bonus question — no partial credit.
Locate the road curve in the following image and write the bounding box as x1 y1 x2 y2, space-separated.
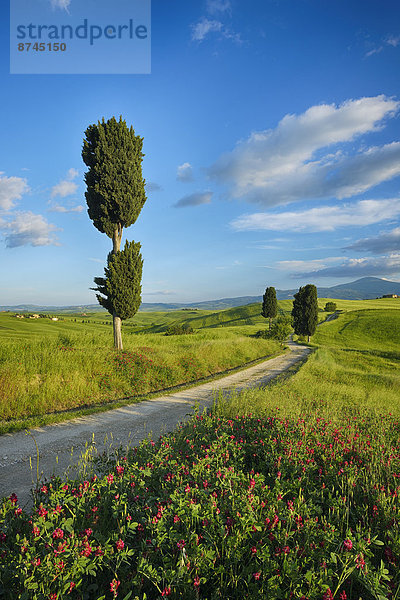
0 340 312 507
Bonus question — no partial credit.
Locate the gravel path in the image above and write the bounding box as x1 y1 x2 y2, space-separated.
0 340 312 507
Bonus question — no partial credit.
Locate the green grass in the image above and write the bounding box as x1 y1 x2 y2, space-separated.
213 308 400 422
0 313 282 432
1 298 399 433
1 303 400 598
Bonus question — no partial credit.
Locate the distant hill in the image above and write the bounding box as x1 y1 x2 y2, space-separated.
1 277 399 313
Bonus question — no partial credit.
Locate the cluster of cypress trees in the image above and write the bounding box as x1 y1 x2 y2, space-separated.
261 284 318 342
82 116 146 350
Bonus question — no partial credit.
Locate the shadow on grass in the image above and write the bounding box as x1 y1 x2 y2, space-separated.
341 347 400 362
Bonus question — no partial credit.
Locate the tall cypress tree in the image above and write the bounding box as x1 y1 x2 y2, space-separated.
82 116 146 349
261 286 278 330
291 284 318 342
92 241 143 349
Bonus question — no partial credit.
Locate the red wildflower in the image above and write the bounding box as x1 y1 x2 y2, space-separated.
323 589 334 600
116 539 124 551
37 504 48 518
356 553 366 570
343 538 352 551
161 587 171 596
253 572 261 580
52 528 64 539
110 579 120 596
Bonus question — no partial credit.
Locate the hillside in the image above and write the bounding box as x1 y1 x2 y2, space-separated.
2 277 399 314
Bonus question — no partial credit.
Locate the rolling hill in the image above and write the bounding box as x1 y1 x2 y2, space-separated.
1 277 399 313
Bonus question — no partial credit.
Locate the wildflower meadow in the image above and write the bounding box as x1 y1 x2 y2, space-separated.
0 411 399 599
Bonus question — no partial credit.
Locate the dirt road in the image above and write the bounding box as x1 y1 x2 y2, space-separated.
0 340 312 507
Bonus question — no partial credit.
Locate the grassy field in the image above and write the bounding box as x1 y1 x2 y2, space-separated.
0 310 282 433
1 303 399 599
214 308 400 421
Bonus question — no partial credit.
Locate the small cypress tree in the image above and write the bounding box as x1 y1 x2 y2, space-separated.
82 116 146 349
261 286 278 330
291 284 318 342
92 241 143 350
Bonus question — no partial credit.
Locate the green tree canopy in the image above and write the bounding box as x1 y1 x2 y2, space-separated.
270 315 292 345
82 116 146 252
292 284 318 342
261 286 278 330
83 116 146 349
92 241 143 348
324 302 337 312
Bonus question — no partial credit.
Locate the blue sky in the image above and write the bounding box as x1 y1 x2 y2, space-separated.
1 0 400 305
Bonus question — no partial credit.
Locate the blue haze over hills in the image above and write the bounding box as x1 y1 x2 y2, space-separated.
2 278 400 313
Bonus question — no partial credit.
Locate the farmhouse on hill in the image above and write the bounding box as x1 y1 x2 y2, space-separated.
382 294 398 299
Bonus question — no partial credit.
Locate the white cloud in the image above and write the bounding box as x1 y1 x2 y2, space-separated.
365 46 383 58
177 162 194 182
51 168 79 198
294 255 400 278
1 212 59 248
216 260 242 270
386 35 400 47
67 167 79 179
146 181 163 192
89 257 104 264
49 204 84 213
206 0 231 14
276 257 343 272
0 174 29 211
191 18 223 42
143 290 176 296
174 191 212 208
231 198 400 232
209 95 400 206
346 227 400 254
51 181 78 198
50 0 71 11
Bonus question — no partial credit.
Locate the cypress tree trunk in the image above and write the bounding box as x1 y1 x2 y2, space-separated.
112 224 123 254
269 316 272 331
112 224 123 349
113 313 123 350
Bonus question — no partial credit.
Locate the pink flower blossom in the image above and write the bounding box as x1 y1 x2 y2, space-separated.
343 538 352 551
116 539 124 551
52 528 64 539
110 579 120 596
